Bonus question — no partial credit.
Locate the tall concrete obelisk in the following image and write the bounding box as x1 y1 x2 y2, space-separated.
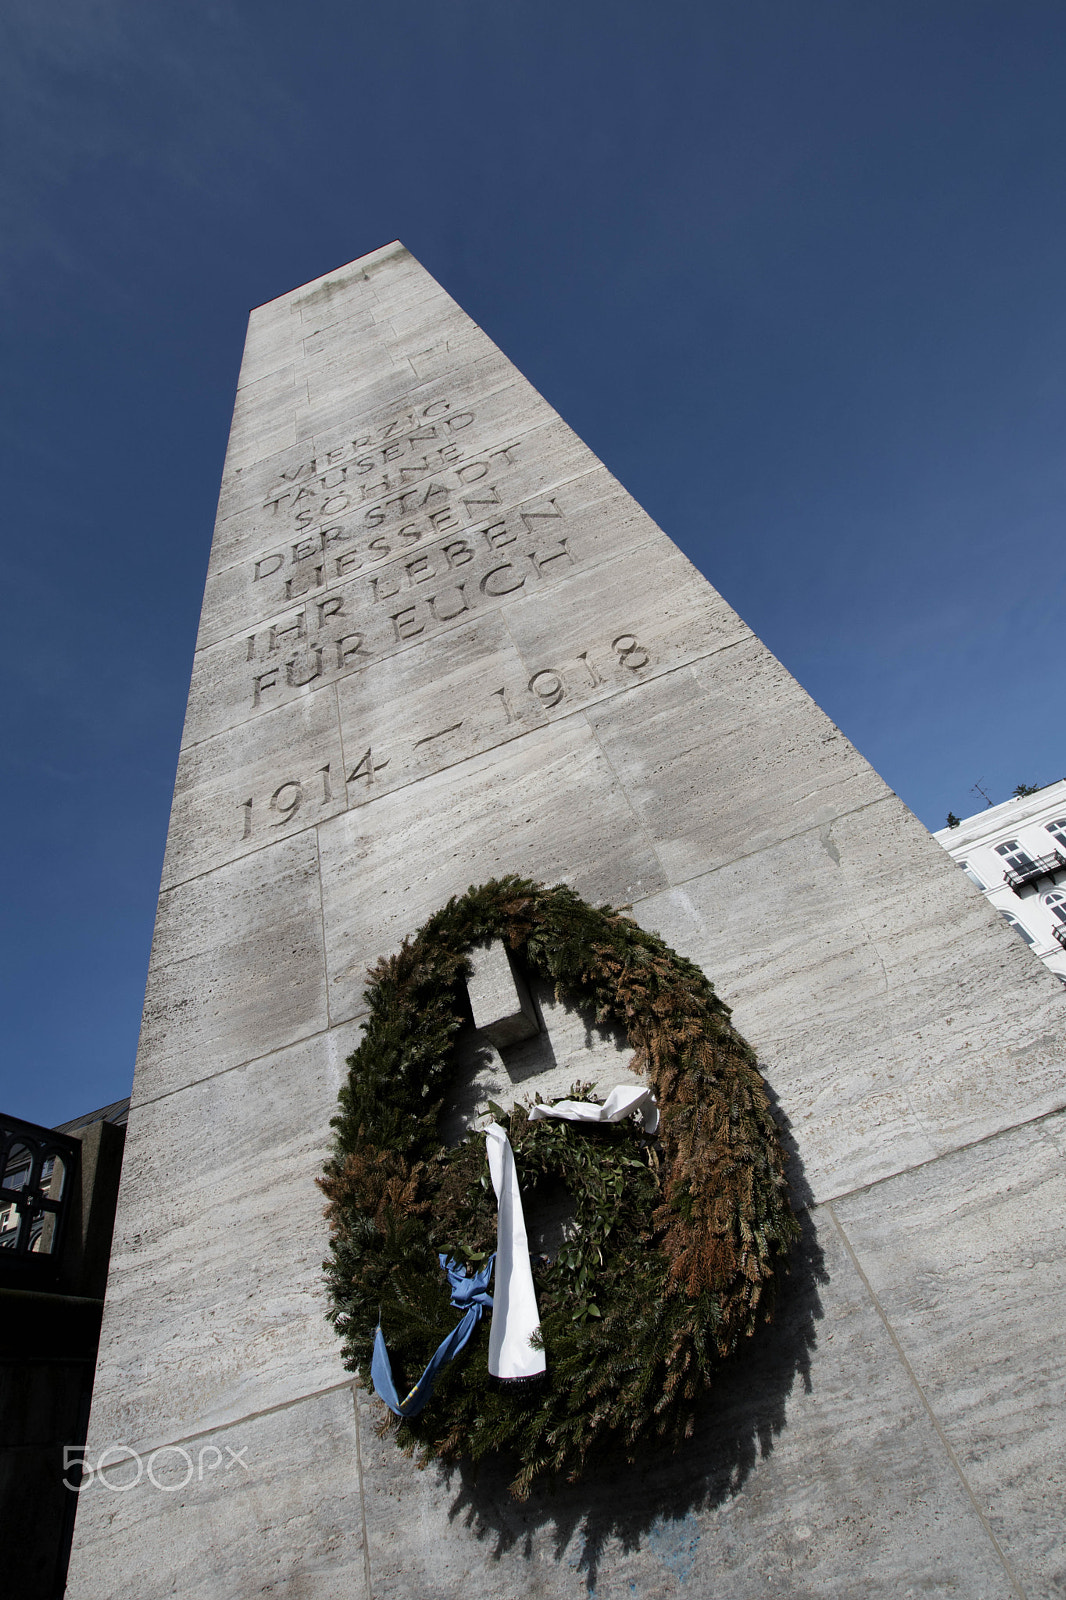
68 244 1066 1598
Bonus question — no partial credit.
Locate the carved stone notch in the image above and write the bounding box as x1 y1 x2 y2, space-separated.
466 941 540 1049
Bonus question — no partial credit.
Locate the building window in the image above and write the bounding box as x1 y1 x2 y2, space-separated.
1046 820 1066 852
1043 891 1066 926
1000 912 1036 946
994 839 1037 875
0 1121 77 1268
960 860 987 890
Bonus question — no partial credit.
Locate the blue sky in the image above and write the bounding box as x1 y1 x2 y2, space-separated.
3 1 1065 1124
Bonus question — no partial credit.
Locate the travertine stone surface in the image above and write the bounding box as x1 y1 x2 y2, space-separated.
832 1114 1066 1600
161 687 347 889
70 243 1066 1598
637 800 1066 1199
65 1386 368 1600
440 970 643 1147
466 940 539 1048
316 718 668 1026
353 1216 1015 1600
134 831 328 1103
85 1024 362 1452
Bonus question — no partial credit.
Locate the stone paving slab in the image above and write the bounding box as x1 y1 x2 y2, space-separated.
87 1025 359 1453
354 1211 1014 1600
317 715 668 1027
66 1386 369 1600
133 831 328 1105
160 682 347 890
833 1113 1066 1600
635 807 1066 1202
587 639 890 883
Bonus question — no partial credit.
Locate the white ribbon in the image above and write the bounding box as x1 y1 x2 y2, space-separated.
483 1085 658 1380
528 1082 660 1134
484 1122 546 1381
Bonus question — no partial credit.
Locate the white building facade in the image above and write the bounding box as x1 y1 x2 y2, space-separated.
934 780 1066 983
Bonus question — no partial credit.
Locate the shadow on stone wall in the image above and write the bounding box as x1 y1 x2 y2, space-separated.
436 1083 826 1590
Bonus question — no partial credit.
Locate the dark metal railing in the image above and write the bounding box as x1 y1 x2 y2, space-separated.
1003 852 1066 893
0 1114 79 1283
1053 925 1066 950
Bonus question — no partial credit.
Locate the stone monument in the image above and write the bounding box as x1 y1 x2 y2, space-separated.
67 243 1066 1598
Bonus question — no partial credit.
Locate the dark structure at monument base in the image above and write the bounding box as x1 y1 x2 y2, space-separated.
1 1102 127 1599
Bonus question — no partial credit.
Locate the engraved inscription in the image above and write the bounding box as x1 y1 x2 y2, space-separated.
263 398 467 514
414 722 464 747
238 633 652 837
243 495 578 709
491 686 517 725
613 633 651 670
232 388 586 626
237 752 388 838
269 780 303 826
251 445 528 600
528 669 564 708
347 748 390 786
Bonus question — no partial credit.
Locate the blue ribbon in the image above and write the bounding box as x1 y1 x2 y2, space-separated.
371 1254 495 1418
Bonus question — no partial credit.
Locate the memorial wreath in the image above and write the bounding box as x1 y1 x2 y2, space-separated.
321 877 799 1498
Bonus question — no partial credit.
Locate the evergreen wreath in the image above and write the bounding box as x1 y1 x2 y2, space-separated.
321 877 799 1499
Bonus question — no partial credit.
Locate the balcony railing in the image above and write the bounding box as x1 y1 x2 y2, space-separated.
0 1114 80 1287
1053 925 1066 950
1003 852 1066 893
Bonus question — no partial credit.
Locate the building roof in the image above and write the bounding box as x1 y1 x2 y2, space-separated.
53 1098 131 1135
933 778 1066 853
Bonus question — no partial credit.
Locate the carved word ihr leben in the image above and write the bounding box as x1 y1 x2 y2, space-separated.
245 500 574 708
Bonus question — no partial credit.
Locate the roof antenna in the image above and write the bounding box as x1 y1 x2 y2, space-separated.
970 778 994 809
